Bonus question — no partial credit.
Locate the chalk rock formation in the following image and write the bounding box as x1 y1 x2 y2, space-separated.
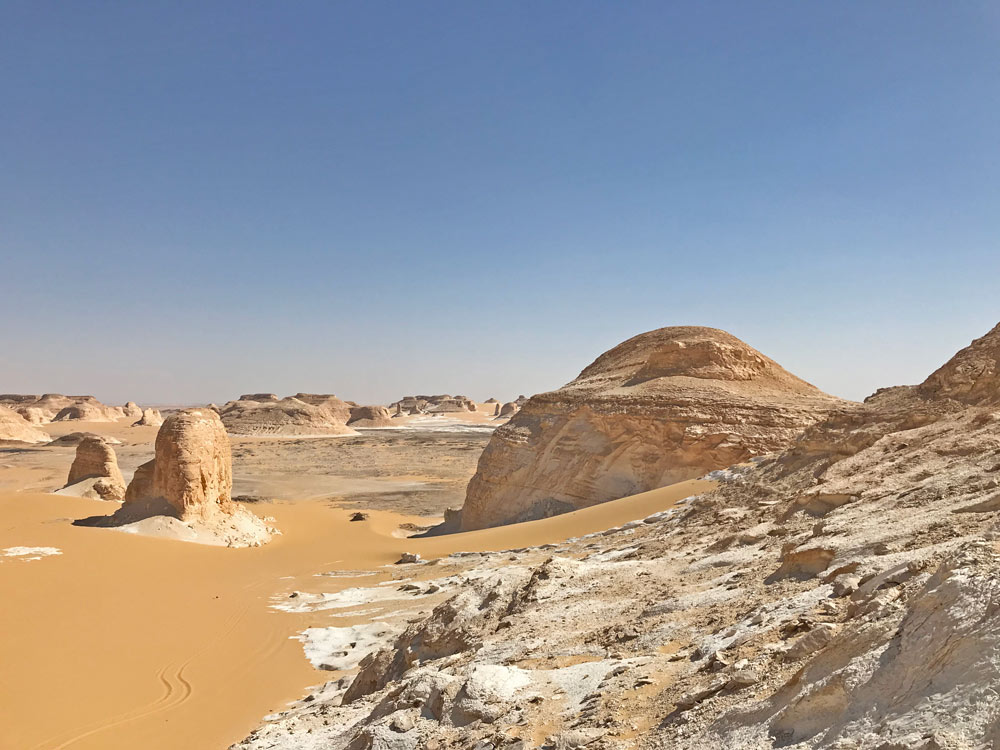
118 408 270 546
220 393 356 437
390 395 477 415
461 326 846 529
498 401 518 417
0 406 51 444
348 405 394 428
121 402 143 420
132 408 164 427
64 436 125 500
493 403 501 416
0 394 124 423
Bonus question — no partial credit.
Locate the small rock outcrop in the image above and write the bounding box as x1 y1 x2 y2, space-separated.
460 326 848 529
0 406 51 444
347 405 394 428
132 408 164 427
498 401 518 417
64 436 125 500
220 393 356 437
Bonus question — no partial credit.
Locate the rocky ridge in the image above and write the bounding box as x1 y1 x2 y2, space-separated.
237 321 1000 750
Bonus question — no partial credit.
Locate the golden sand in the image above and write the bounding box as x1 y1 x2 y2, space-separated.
0 475 710 750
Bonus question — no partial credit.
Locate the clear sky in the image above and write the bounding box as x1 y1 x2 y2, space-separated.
3 2 999 406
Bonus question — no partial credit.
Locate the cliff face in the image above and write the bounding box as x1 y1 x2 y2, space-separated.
460 327 847 529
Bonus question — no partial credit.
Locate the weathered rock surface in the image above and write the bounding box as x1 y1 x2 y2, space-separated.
114 408 270 546
0 406 51 444
347 405 394 428
236 320 1000 750
64 436 126 500
498 401 518 417
220 393 357 437
461 327 847 529
132 408 164 427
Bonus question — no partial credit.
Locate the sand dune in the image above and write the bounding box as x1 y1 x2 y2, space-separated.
0 475 709 749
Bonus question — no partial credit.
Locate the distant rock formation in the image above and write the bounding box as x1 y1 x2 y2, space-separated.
390 395 477 415
219 393 356 437
113 408 270 546
493 403 501 416
460 326 848 529
0 394 125 423
122 402 143 420
484 398 499 404
132 408 164 427
0 406 51 444
64 436 125 500
498 401 518 417
348 405 394 428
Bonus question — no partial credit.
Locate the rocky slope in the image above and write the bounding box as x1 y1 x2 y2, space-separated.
460 327 848 530
235 320 1000 749
219 393 357 437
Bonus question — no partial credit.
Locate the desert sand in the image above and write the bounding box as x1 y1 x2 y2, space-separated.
0 412 707 750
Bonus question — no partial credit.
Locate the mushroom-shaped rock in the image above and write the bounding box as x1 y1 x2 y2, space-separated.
65 436 126 500
499 402 518 417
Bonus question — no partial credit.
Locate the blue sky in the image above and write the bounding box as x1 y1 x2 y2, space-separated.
2 2 999 405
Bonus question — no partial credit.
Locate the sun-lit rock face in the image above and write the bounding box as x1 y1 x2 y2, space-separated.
0 405 51 444
460 326 848 530
918 322 1000 405
148 408 234 520
132 408 164 427
66 436 126 500
219 393 356 436
348 405 394 427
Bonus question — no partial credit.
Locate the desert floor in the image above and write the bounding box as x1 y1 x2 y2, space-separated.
0 420 707 750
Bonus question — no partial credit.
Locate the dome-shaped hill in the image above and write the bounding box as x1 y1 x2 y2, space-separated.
459 326 849 530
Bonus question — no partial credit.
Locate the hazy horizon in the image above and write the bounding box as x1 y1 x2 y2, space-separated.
4 3 1000 406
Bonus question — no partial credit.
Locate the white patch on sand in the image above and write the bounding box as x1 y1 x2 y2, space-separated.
3 546 62 561
293 623 403 671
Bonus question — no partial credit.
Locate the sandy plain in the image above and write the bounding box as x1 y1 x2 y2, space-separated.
0 418 709 750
